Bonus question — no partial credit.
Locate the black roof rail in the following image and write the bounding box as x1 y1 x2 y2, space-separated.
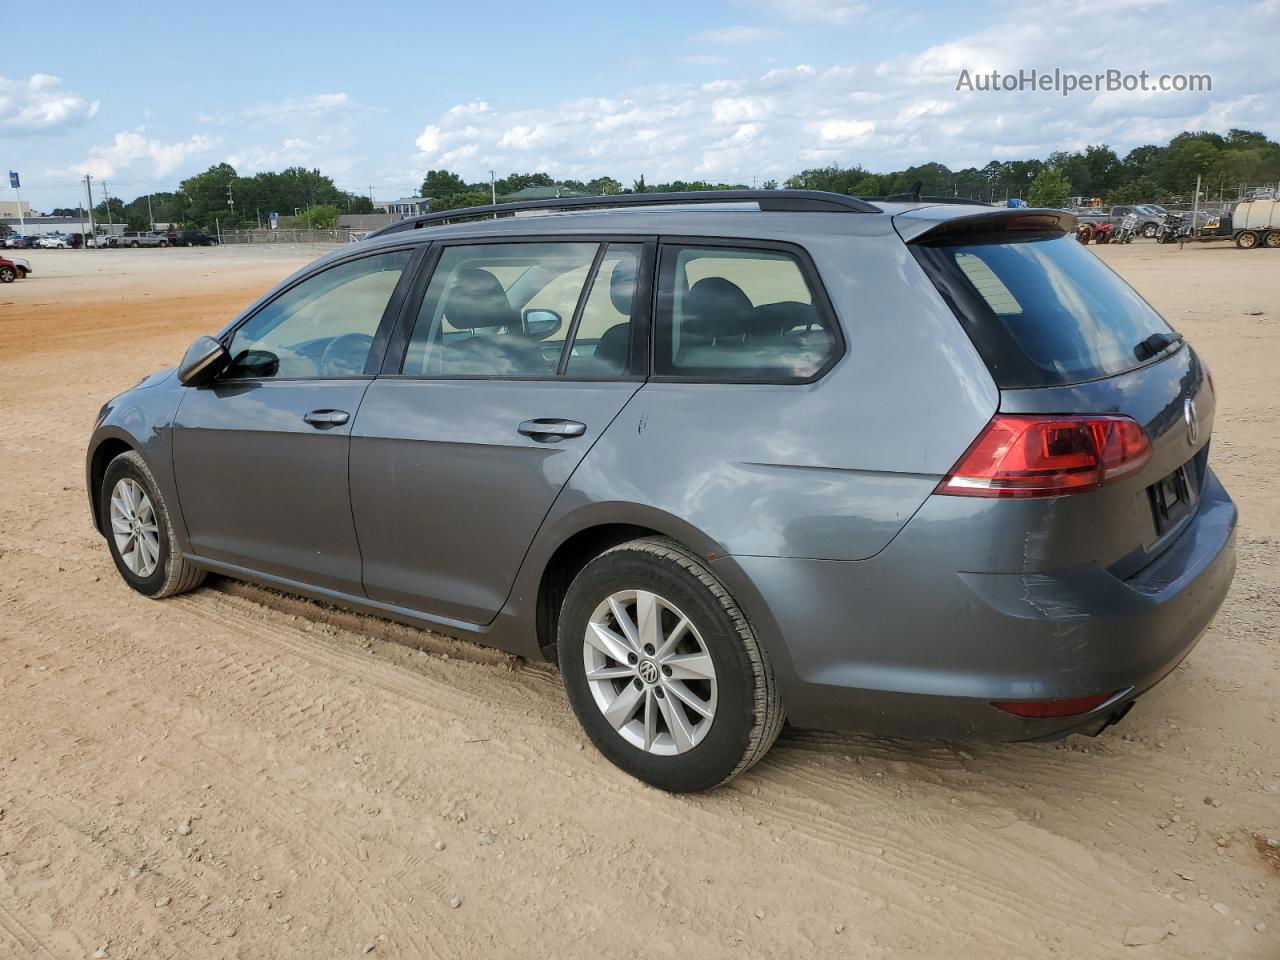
367 189 882 238
866 194 994 207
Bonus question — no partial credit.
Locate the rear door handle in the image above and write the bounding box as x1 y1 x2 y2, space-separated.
518 418 587 442
303 409 350 426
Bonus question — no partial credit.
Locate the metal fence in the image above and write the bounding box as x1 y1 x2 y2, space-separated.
216 228 370 245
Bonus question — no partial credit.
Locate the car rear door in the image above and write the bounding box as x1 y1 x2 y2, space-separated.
906 212 1215 573
349 237 653 624
171 246 421 594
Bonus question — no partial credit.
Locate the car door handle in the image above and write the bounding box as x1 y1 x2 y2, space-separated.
517 418 587 442
303 409 350 426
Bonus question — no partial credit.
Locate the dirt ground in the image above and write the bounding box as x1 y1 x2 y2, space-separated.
0 241 1277 960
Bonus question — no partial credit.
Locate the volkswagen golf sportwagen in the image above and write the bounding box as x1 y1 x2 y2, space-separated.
87 190 1236 791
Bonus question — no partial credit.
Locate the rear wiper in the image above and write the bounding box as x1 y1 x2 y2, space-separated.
1134 331 1183 361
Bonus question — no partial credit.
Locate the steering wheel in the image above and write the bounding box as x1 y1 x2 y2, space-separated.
319 333 374 376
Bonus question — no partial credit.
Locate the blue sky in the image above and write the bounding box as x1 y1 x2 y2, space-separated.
4 0 1278 209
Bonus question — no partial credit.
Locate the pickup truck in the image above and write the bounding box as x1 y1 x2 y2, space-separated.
116 231 169 248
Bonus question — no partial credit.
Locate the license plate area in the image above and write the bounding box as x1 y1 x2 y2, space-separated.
1148 463 1197 534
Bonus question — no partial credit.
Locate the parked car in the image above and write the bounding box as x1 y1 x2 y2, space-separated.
86 191 1237 791
90 234 118 248
37 235 70 249
171 229 220 247
4 235 37 249
117 231 168 248
0 254 31 281
1074 205 1164 238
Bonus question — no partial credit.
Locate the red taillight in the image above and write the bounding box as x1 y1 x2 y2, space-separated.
937 414 1152 498
992 691 1118 718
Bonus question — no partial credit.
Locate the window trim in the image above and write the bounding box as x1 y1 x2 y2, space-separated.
214 244 427 385
380 234 658 383
650 235 846 386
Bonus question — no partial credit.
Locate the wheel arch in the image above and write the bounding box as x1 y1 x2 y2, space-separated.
530 503 728 663
87 433 139 535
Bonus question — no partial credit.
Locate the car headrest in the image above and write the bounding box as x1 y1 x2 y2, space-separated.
445 267 519 330
594 322 631 371
748 301 821 338
683 277 755 340
609 258 636 316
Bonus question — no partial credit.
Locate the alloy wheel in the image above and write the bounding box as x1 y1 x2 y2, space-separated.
582 589 718 755
109 478 161 577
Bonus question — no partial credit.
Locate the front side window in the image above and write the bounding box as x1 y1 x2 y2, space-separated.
402 241 643 378
224 250 413 379
654 244 838 381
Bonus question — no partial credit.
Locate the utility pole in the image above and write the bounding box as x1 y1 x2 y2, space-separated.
101 180 112 227
490 170 497 220
226 182 235 220
84 175 97 246
146 193 155 231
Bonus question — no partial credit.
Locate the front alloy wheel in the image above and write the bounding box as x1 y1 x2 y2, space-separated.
99 450 206 598
109 478 162 577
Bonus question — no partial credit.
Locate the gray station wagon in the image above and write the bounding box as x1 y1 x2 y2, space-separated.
87 190 1237 791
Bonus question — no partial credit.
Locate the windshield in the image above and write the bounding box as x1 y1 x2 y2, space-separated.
912 231 1174 388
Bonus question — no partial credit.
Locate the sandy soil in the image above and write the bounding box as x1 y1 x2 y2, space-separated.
0 242 1277 959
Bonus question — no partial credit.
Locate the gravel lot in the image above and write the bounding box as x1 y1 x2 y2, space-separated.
1 242 1277 959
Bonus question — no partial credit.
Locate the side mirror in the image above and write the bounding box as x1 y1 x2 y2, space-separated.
178 335 230 386
522 308 562 341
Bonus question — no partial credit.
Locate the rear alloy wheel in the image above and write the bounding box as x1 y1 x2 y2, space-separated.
1236 231 1259 249
559 537 783 792
1264 231 1280 249
130 241 140 248
1142 222 1158 238
0 266 14 283
100 450 206 598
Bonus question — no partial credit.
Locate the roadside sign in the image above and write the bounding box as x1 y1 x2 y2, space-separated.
268 211 279 230
8 171 18 189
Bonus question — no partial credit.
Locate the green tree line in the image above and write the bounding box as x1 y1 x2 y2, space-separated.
83 127 1278 231
85 164 374 231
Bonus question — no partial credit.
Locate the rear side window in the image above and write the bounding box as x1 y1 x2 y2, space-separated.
655 244 838 381
912 232 1174 388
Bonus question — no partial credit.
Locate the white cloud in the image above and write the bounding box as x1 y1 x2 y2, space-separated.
755 0 868 23
240 92 357 124
415 124 444 155
72 129 218 178
711 96 771 124
0 73 99 133
696 25 772 44
401 0 1278 189
818 118 874 142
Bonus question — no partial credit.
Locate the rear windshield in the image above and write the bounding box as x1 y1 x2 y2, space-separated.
912 231 1174 388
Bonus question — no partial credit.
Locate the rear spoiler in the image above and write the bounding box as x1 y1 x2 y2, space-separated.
894 207 1077 244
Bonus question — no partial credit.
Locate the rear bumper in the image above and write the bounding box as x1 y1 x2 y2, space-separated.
716 469 1237 740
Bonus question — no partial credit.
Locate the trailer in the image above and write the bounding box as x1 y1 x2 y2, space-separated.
1230 198 1280 249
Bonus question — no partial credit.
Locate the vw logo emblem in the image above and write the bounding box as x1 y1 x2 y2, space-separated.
638 659 660 685
1184 398 1199 446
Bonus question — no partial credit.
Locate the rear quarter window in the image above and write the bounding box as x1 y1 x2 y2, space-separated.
912 231 1175 388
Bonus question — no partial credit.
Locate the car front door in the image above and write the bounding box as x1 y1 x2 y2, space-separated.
171 246 420 594
350 238 653 624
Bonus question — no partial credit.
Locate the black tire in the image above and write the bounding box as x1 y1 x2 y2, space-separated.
1236 231 1258 249
1264 231 1280 249
158 240 168 248
558 537 784 792
130 241 140 248
1142 222 1158 238
100 450 206 599
0 266 14 283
